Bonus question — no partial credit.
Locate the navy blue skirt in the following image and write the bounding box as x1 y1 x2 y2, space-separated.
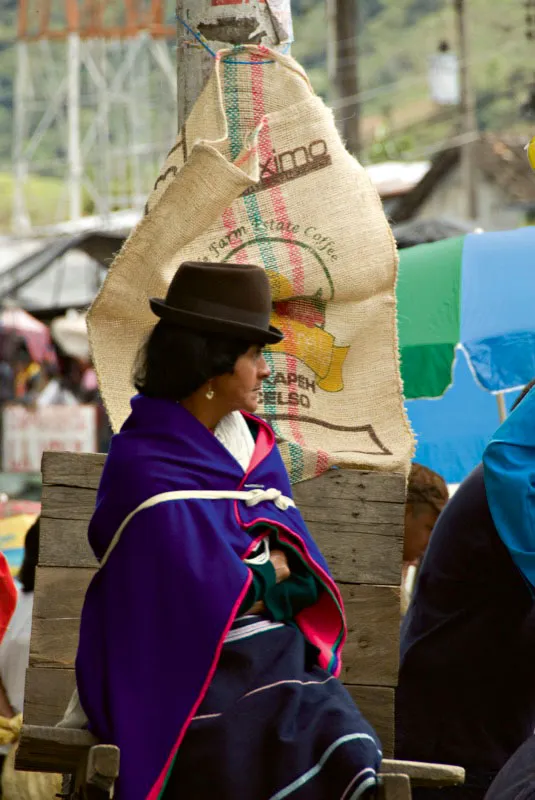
164 615 382 799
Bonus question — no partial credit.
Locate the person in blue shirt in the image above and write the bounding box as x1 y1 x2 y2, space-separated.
484 384 535 590
396 380 535 800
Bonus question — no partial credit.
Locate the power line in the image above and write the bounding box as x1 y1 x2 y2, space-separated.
395 128 481 162
329 35 525 109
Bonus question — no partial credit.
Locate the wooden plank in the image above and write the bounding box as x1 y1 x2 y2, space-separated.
23 667 395 763
293 469 406 506
300 498 404 526
33 566 95 622
39 501 403 586
39 513 402 586
30 617 81 669
378 774 412 799
40 517 97 568
41 485 97 522
341 583 400 687
30 569 399 685
295 470 404 585
84 744 121 789
17 724 97 773
297 484 405 529
41 453 406 507
346 685 394 758
381 760 465 787
24 666 394 748
17 720 463 786
40 460 404 584
42 451 106 490
313 525 402 586
24 667 75 726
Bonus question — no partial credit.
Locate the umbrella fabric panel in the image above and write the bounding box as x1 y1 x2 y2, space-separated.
0 308 56 364
397 236 463 399
406 349 516 484
461 227 535 392
400 343 458 401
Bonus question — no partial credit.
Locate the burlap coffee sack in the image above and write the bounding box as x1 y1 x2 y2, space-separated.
89 45 414 483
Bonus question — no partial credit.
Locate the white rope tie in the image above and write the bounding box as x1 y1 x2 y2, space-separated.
100 487 295 568
244 487 294 511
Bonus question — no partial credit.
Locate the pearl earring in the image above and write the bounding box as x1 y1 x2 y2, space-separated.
206 386 215 401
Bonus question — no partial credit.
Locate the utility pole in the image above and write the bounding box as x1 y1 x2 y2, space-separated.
67 31 82 221
328 0 360 156
326 0 337 105
13 0 176 230
12 39 31 233
454 0 478 220
176 1 292 131
66 0 82 221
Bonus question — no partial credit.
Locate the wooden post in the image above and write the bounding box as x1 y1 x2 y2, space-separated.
454 0 478 220
331 0 360 156
378 774 412 800
175 0 292 131
496 392 507 423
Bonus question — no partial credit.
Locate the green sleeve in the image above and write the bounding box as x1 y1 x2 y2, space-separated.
263 570 321 622
238 560 277 615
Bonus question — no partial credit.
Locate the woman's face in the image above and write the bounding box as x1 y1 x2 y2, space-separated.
213 345 270 414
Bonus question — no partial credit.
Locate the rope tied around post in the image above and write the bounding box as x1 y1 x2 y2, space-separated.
176 15 290 64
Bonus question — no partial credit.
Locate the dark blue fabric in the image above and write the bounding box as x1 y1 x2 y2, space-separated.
485 734 535 800
396 464 535 774
413 787 487 800
411 768 500 799
165 615 381 799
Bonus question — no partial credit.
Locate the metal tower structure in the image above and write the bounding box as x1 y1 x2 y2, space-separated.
13 0 177 232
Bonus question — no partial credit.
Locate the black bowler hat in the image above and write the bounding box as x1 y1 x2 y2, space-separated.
149 261 283 345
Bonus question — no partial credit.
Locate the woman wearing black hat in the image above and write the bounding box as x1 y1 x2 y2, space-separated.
74 262 381 800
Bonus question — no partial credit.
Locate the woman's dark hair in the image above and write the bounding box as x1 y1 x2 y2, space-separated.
19 517 39 594
133 322 254 402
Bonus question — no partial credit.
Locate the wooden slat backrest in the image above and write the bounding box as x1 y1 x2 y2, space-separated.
24 451 404 758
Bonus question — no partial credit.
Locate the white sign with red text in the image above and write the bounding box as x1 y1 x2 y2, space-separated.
2 404 97 473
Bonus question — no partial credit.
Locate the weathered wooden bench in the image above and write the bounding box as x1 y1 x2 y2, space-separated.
16 451 464 798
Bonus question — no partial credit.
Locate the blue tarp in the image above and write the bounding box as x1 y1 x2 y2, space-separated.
405 349 519 484
461 227 535 392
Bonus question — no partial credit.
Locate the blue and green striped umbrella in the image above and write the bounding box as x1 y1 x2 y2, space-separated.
397 227 535 399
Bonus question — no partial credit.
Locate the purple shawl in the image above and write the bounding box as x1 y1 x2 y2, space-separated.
76 396 346 799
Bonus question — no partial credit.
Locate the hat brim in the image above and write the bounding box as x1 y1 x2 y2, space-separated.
149 298 283 345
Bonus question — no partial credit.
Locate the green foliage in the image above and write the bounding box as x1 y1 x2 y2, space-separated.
293 0 532 163
0 0 531 229
0 173 66 229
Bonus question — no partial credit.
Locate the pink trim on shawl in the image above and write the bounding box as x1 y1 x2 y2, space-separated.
295 592 343 673
235 415 346 676
266 524 345 676
147 571 253 800
242 413 275 474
